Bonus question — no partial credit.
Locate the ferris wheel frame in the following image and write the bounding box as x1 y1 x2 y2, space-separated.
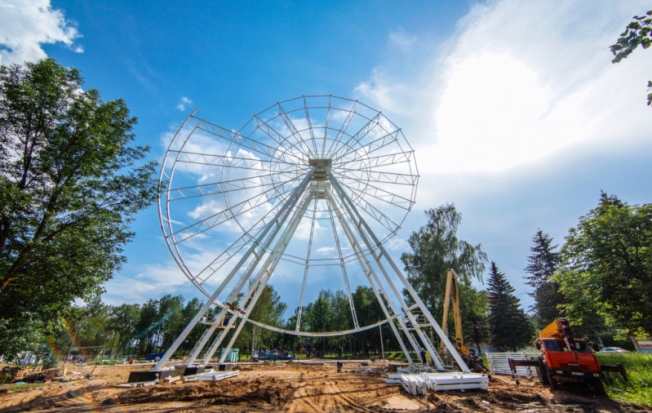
153 95 471 374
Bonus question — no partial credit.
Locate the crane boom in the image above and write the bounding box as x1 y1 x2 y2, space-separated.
440 269 468 357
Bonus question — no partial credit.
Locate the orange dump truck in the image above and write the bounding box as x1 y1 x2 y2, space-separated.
508 318 626 394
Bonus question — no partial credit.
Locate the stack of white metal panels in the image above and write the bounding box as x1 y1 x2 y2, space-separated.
182 370 239 382
421 373 489 392
389 373 489 395
486 352 541 376
400 374 428 396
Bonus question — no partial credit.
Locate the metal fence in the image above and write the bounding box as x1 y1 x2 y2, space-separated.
486 352 541 376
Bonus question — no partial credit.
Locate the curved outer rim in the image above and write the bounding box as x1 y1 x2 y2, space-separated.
158 95 420 337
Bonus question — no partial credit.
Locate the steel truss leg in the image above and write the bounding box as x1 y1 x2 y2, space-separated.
184 189 313 366
334 189 443 369
208 190 314 364
325 189 423 361
326 191 417 364
153 169 315 370
295 197 318 331
325 191 414 363
326 168 471 373
326 200 359 329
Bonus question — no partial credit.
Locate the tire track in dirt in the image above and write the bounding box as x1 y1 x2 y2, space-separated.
1 363 650 412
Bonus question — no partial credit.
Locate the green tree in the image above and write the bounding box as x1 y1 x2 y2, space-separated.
0 58 157 353
401 204 487 327
556 193 652 336
487 262 533 351
108 303 141 356
351 286 385 357
134 299 159 355
179 298 205 355
524 230 564 329
233 285 288 354
460 286 489 354
157 295 185 351
610 10 652 106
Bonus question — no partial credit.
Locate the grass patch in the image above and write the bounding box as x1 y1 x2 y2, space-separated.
8 382 46 392
597 353 652 406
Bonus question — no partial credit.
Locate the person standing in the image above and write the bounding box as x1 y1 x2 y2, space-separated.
419 349 427 365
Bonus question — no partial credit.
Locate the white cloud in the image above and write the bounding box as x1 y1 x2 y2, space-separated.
316 246 335 254
0 0 82 65
177 96 193 111
388 28 416 52
352 0 652 310
354 0 652 178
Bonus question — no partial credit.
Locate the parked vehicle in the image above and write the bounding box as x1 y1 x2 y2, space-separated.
599 347 630 353
508 318 627 394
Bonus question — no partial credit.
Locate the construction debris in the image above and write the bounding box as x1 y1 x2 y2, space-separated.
182 370 239 382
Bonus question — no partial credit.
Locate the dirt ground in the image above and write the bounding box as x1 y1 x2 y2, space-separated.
0 361 650 412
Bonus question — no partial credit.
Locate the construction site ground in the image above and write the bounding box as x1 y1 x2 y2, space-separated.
0 360 649 412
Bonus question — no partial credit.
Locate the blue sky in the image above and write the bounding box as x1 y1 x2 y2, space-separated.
3 0 652 316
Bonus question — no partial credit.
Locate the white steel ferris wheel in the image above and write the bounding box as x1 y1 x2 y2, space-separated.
155 95 470 372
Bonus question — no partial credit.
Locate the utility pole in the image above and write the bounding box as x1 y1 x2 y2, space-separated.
251 326 256 359
379 322 385 367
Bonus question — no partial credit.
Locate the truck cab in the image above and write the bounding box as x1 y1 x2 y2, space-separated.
538 337 603 382
509 318 626 394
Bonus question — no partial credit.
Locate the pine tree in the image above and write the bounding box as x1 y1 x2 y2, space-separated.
524 230 564 329
487 262 533 351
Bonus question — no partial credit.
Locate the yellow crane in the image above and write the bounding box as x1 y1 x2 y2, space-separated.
440 269 488 373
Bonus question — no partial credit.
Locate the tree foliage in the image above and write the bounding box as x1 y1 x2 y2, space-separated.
0 59 157 335
401 204 488 351
401 205 487 320
460 285 490 353
524 230 564 329
556 193 652 337
487 262 533 351
610 10 652 106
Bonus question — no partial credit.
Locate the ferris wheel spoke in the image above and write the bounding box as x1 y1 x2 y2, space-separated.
330 112 383 161
332 128 400 164
335 175 414 210
333 151 415 170
321 96 332 158
170 150 302 171
276 103 317 159
324 101 357 158
337 183 401 233
193 190 297 284
253 115 311 162
166 170 308 201
334 168 418 186
196 118 304 165
302 96 321 157
170 173 307 244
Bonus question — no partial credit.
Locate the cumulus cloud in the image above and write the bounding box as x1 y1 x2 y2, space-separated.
354 0 652 178
177 96 192 111
0 0 82 65
350 0 652 308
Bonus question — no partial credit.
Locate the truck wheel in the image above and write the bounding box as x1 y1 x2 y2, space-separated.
536 366 549 385
546 370 559 390
593 379 606 395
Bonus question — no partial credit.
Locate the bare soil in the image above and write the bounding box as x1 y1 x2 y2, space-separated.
0 361 649 412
